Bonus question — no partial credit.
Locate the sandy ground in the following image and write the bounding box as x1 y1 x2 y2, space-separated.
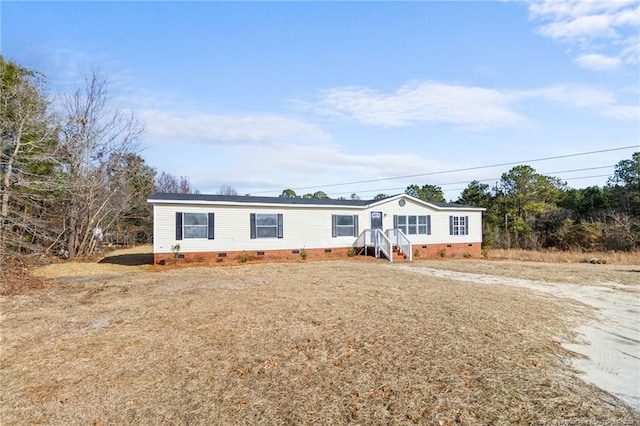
2 250 639 424
399 261 640 409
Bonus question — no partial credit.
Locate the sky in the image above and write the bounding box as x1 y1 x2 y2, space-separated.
2 0 639 201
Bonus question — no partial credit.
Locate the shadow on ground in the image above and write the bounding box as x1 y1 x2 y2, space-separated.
98 253 153 266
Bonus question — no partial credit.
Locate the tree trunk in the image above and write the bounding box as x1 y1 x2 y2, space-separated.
67 212 77 260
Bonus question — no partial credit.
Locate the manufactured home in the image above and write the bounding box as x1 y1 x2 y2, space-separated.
147 192 485 264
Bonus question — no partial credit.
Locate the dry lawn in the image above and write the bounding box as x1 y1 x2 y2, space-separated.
1 248 639 425
488 248 640 266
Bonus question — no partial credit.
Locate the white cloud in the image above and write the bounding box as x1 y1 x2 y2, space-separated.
619 34 640 64
304 82 529 129
303 81 637 128
194 140 457 196
538 13 617 40
514 83 639 120
527 0 640 70
529 0 638 24
598 104 640 121
140 110 329 145
574 53 622 70
529 84 615 107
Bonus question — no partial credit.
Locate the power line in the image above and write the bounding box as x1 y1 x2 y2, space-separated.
329 173 614 198
327 165 617 197
435 174 614 196
252 144 637 194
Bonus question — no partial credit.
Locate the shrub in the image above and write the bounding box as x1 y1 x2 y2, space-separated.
463 252 472 259
300 248 308 260
171 244 182 263
438 248 447 258
413 247 420 258
239 251 250 263
346 247 356 257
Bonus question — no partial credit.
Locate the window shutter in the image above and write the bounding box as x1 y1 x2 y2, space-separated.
353 215 359 237
332 215 337 238
176 212 183 240
449 216 454 235
207 213 215 239
465 216 469 235
427 215 431 235
277 214 283 239
250 213 256 239
393 215 398 229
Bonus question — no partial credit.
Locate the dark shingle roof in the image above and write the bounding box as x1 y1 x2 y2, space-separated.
148 192 375 206
147 192 479 209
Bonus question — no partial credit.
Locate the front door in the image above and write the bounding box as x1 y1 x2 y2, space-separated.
370 211 383 231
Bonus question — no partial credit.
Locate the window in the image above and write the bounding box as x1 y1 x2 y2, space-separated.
418 216 428 234
394 215 430 235
396 215 407 234
256 214 277 238
184 213 208 238
250 213 283 239
449 216 469 235
408 215 417 234
175 212 214 240
332 214 359 237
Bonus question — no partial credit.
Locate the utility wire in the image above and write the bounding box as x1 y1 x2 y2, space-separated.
252 145 637 194
329 172 615 198
436 174 614 196
327 165 616 197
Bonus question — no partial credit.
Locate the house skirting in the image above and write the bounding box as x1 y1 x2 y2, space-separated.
154 242 482 264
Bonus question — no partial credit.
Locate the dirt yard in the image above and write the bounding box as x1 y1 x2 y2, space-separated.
1 248 639 425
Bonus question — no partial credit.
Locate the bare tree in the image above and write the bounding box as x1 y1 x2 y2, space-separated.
603 211 636 251
155 171 198 194
218 185 238 196
58 71 144 259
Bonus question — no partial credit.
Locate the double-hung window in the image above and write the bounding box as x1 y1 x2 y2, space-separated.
449 216 469 236
394 215 430 235
175 212 215 240
408 216 417 234
397 215 407 234
418 216 428 234
331 214 359 237
250 213 283 239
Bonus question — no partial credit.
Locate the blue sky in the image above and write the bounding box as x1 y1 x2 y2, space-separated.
2 1 639 200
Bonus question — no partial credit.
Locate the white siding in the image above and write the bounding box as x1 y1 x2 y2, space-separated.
362 197 482 245
151 195 483 254
154 203 363 254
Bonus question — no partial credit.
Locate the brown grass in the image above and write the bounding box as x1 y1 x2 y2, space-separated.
488 248 640 265
0 258 52 296
2 258 639 425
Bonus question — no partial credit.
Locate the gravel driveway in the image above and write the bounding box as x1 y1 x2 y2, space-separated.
400 262 640 409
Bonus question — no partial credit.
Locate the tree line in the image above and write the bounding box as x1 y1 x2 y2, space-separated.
279 157 639 252
0 57 199 263
457 161 639 251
